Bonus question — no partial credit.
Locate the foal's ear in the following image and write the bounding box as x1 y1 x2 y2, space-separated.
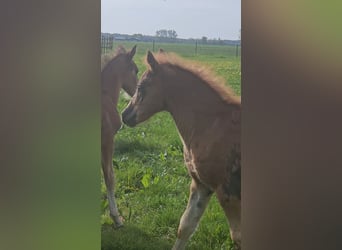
128 45 137 60
147 51 158 71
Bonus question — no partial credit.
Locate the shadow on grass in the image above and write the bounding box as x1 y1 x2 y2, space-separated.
102 224 172 250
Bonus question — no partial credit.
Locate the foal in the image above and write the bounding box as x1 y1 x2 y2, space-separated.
101 45 138 227
122 51 241 249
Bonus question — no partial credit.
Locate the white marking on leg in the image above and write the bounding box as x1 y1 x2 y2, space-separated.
172 180 212 250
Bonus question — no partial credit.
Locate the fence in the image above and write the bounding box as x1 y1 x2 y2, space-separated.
101 36 114 54
101 38 240 58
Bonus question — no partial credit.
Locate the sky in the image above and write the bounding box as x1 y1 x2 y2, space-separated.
101 0 241 40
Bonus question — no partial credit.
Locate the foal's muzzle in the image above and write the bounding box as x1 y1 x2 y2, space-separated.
122 105 137 127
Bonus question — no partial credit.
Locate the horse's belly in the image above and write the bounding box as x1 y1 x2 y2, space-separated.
185 151 226 190
184 141 240 191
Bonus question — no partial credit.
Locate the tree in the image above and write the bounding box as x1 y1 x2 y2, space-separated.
156 29 177 39
168 30 177 39
167 30 173 38
156 29 168 38
201 36 208 44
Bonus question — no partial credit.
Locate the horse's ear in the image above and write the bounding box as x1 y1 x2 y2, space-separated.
128 45 137 60
147 51 158 71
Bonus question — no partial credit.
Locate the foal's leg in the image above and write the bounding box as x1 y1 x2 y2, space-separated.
216 187 241 249
172 179 213 250
101 114 123 228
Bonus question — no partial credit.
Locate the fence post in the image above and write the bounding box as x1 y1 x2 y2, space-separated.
153 40 155 52
101 36 104 54
195 40 198 55
236 44 239 57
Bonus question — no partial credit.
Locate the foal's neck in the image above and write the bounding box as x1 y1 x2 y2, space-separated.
164 70 230 145
101 61 122 105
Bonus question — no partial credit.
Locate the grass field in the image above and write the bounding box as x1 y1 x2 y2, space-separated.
101 41 241 250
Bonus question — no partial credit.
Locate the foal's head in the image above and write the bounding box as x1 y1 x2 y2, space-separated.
102 45 138 96
119 45 138 96
122 51 166 127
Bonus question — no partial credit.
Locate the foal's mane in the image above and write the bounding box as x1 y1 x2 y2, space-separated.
148 53 240 104
101 46 127 71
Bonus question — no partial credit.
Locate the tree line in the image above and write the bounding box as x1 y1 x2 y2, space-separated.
103 29 241 45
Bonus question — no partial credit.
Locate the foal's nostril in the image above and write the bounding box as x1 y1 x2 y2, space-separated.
123 113 137 127
122 106 137 127
122 113 129 124
122 105 132 119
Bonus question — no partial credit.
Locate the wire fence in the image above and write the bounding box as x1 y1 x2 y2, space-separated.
101 36 240 58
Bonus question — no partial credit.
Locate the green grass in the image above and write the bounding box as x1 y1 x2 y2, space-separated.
101 41 240 250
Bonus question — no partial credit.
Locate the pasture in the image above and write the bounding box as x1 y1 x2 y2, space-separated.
101 41 241 250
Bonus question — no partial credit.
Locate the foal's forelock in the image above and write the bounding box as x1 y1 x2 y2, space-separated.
115 45 127 54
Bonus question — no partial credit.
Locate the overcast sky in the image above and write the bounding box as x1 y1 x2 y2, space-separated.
101 0 241 40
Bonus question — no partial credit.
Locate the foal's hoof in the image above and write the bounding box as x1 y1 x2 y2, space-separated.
114 223 124 229
112 220 123 229
110 215 124 229
113 216 124 229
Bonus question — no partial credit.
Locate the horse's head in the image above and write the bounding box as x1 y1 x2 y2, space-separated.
120 45 138 96
122 51 166 127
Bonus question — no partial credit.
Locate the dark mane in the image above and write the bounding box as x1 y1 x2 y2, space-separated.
146 52 240 104
101 46 127 72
